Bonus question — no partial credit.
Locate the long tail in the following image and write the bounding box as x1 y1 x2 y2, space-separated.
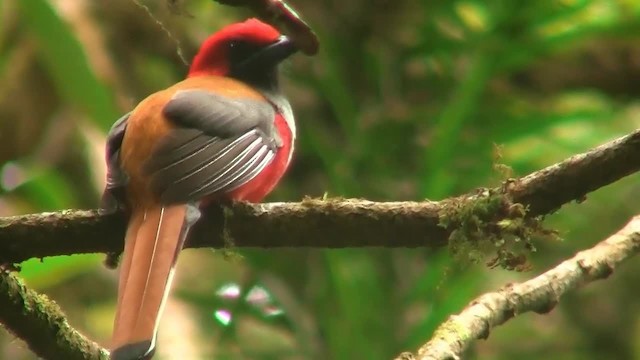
111 204 196 360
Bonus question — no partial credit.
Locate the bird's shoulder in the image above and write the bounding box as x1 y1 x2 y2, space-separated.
123 76 278 152
168 76 267 101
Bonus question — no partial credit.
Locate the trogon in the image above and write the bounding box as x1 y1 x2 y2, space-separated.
102 18 298 360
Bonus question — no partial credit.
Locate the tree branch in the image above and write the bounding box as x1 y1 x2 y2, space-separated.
212 0 319 55
0 271 109 359
0 130 639 264
508 129 640 215
399 215 640 360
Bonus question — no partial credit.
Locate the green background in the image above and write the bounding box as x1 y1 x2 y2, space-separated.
0 0 639 359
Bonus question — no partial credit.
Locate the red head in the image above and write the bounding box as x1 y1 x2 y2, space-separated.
189 19 297 87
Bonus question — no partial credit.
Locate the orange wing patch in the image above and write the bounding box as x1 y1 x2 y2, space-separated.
171 76 267 100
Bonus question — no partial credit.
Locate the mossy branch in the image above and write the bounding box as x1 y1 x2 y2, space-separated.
0 271 109 359
398 214 640 360
0 130 637 360
0 130 638 265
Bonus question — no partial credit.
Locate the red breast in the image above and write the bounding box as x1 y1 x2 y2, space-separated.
226 112 293 202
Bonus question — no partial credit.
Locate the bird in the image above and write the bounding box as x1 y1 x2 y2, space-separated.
102 18 298 360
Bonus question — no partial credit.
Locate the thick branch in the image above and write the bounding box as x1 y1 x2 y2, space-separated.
0 130 639 264
509 130 640 215
0 271 109 359
402 215 640 360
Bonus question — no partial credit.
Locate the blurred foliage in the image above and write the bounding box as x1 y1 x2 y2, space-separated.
1 0 639 359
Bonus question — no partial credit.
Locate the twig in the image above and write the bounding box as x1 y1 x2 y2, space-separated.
0 130 638 264
401 215 640 360
212 0 319 55
0 271 109 359
133 0 189 66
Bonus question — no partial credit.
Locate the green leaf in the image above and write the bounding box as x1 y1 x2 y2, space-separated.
420 53 493 198
322 250 392 359
18 0 120 131
7 163 78 210
20 254 101 289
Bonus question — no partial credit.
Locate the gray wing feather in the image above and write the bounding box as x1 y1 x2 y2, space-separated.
163 89 278 141
147 90 279 204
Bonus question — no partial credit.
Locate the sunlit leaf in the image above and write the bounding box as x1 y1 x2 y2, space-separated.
20 254 101 289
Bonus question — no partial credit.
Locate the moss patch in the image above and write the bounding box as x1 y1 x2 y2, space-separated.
438 187 558 271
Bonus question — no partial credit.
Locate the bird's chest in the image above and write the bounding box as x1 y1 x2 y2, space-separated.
225 113 294 202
